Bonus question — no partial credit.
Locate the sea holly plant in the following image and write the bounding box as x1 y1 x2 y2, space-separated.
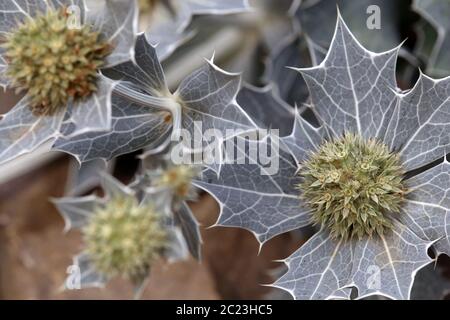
53 33 257 173
194 14 450 299
3 0 450 301
52 33 174 164
0 0 138 165
53 172 190 293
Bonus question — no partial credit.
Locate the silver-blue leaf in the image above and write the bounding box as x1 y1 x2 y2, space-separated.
0 97 64 165
401 160 450 256
297 13 399 140
194 135 310 244
87 0 138 68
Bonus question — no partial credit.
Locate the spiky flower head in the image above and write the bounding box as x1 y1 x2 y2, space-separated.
298 133 406 240
3 8 111 116
156 165 198 199
83 196 167 282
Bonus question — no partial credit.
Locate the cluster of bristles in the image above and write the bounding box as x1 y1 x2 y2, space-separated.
298 133 406 240
83 196 167 283
3 8 111 115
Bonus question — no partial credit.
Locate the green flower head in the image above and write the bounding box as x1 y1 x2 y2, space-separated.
83 195 168 282
299 133 406 240
3 8 111 115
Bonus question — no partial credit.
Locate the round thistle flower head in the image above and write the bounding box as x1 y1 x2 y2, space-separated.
83 196 167 282
298 133 406 240
3 8 112 116
156 165 197 199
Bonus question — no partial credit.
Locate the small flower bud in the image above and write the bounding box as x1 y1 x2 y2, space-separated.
83 196 168 282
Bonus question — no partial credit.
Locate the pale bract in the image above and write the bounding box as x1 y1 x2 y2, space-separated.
0 0 138 165
196 13 450 299
54 33 257 174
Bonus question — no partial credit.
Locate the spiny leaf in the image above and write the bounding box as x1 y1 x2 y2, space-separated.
274 222 432 300
55 34 257 171
141 187 190 263
65 158 111 196
70 253 108 289
281 109 326 164
349 222 432 300
0 96 64 165
194 135 311 245
0 1 47 36
132 152 202 260
264 34 315 107
65 77 117 137
198 13 450 300
400 160 450 256
236 84 295 137
0 0 139 165
64 0 138 134
103 34 169 95
87 0 138 68
53 31 172 162
53 92 172 163
53 195 103 231
297 13 399 140
176 57 256 144
273 14 450 300
175 60 258 174
385 73 450 171
273 230 354 300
